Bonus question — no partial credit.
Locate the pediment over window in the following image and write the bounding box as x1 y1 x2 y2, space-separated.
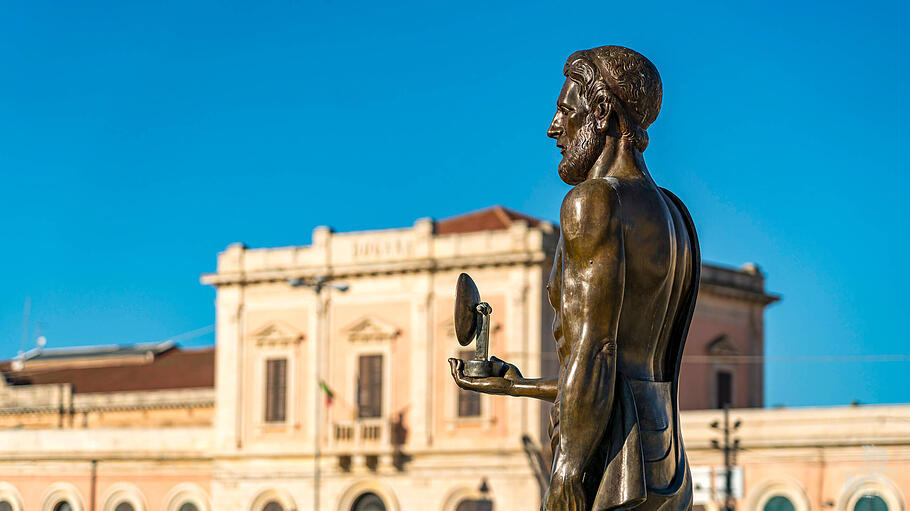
343 316 401 342
706 334 739 356
250 321 304 346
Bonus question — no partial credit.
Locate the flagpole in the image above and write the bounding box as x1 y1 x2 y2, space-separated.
287 277 349 511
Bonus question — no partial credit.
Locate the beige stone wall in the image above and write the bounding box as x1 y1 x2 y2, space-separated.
0 406 212 430
685 405 910 511
0 427 213 510
210 452 542 510
203 219 558 509
0 388 214 431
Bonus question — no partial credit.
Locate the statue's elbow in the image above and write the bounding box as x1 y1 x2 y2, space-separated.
563 342 617 407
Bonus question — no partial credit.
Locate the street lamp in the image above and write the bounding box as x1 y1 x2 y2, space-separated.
287 276 349 511
709 404 742 511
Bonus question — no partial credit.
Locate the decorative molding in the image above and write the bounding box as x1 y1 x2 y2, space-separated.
0 482 23 511
336 481 400 511
343 316 401 343
249 488 297 511
441 486 497 511
164 483 210 511
836 474 906 511
249 321 304 346
706 335 739 357
746 477 811 511
0 387 214 416
201 251 551 287
700 282 779 305
41 482 85 511
101 482 147 511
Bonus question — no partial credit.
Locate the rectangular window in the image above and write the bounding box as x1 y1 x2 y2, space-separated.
264 358 287 422
357 354 383 418
457 349 482 417
716 370 732 409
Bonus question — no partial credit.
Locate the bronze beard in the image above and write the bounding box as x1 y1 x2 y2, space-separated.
557 112 604 186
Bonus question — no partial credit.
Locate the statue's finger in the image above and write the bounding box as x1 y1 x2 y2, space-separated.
448 358 460 379
449 359 471 387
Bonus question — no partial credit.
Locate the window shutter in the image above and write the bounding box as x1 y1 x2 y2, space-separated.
358 355 383 418
265 358 288 422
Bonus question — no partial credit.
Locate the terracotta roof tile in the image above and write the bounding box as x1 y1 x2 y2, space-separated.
0 347 214 394
436 205 544 235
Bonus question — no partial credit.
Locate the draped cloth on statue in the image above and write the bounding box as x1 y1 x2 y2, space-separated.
548 374 691 511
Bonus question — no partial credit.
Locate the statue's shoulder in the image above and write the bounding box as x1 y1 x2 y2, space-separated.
560 178 621 243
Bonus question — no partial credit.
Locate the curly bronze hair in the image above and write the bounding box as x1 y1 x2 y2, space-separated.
563 46 662 152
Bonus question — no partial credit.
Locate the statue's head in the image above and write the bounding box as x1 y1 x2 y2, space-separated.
547 45 662 185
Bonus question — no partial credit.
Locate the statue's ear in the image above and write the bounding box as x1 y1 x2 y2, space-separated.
592 98 613 132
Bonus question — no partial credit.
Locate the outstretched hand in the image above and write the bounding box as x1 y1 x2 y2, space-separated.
448 356 524 396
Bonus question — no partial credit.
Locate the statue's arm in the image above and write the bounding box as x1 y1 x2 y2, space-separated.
547 181 624 508
448 357 558 402
508 374 558 401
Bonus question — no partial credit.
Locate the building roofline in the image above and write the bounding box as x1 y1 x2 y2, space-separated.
18 340 177 363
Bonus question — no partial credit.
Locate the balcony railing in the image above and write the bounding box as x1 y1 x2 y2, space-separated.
331 418 388 449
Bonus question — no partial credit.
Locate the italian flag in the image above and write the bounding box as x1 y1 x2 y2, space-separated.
319 380 335 406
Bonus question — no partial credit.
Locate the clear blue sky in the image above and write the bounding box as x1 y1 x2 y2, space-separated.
1 1 908 407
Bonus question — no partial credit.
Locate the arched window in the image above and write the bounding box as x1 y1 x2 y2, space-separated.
262 501 284 511
164 483 209 511
352 492 386 511
855 495 888 511
53 503 73 511
455 498 493 511
114 503 135 511
0 501 11 511
764 496 795 511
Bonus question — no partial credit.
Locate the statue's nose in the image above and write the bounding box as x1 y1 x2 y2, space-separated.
547 121 562 140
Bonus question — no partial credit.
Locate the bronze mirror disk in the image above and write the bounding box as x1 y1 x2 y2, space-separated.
454 273 480 346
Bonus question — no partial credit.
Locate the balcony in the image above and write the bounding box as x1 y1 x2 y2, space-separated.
331 418 389 450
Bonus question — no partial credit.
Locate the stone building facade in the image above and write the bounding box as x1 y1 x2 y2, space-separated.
0 342 213 511
0 207 899 511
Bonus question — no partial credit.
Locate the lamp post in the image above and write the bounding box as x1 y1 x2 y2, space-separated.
288 276 349 511
710 404 742 511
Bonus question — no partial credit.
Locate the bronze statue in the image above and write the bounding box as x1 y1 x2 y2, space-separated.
449 45 699 511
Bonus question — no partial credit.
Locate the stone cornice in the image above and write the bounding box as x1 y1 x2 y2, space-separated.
682 404 910 452
0 388 215 415
699 282 780 305
0 427 214 457
201 251 550 287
